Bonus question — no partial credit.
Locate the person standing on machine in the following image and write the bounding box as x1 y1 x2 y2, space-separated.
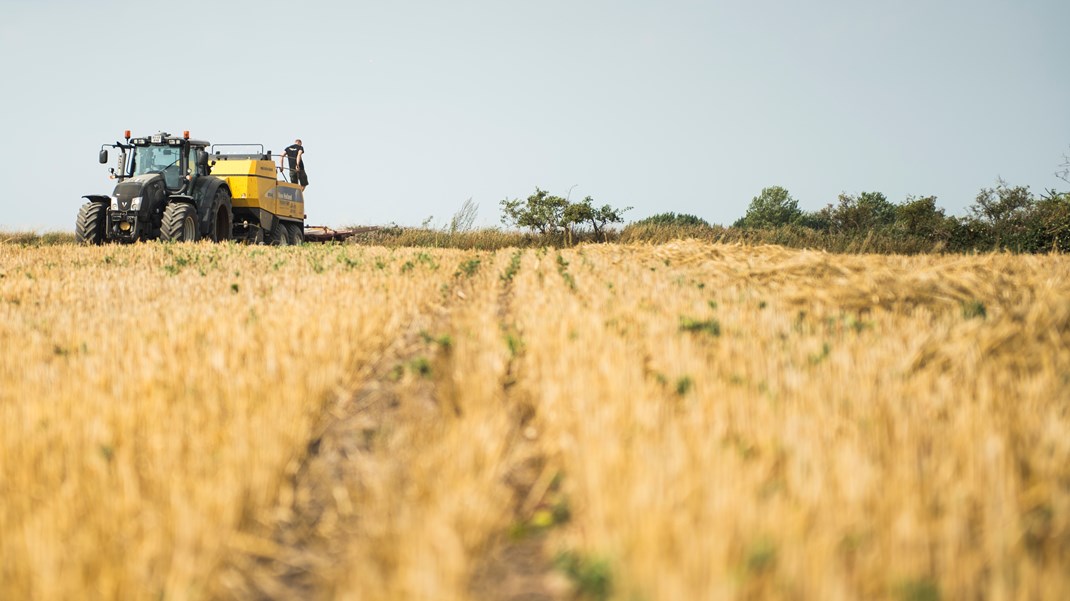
280 138 308 190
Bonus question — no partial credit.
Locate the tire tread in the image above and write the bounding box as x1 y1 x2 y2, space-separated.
75 202 107 245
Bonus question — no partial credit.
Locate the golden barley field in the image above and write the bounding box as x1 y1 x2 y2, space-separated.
1 240 1068 601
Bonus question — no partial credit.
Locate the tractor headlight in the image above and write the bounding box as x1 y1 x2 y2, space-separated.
130 196 143 210
110 196 118 210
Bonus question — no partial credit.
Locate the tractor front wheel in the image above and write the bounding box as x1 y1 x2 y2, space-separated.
161 203 199 242
75 201 107 245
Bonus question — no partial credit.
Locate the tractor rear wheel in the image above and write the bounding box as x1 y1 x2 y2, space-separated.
75 201 107 245
210 188 233 242
161 203 199 242
270 219 291 246
285 222 304 245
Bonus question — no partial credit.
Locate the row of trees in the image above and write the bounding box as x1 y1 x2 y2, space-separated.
500 149 1070 252
735 182 1070 252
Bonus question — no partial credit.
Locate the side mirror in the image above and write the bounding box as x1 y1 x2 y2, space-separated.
99 149 109 164
197 153 209 168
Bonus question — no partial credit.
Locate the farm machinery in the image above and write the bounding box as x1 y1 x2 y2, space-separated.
77 131 305 244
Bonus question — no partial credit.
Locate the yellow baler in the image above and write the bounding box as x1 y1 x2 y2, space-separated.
208 147 305 244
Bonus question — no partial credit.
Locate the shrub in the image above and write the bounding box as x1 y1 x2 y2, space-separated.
797 210 831 232
1030 191 1070 251
894 196 956 243
619 222 720 244
826 191 897 234
736 186 802 229
631 212 711 228
970 179 1033 225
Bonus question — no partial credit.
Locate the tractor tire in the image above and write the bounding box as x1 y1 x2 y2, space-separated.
209 188 233 242
75 201 107 245
270 219 291 246
160 203 200 242
285 222 304 245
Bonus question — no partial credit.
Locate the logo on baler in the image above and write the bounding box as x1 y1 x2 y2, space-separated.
268 187 303 203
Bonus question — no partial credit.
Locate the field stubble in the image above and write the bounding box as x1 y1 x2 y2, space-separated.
0 240 1067 600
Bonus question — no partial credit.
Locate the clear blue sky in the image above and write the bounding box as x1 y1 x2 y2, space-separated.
2 0 1068 231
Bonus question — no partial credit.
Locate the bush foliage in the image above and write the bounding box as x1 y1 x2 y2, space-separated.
633 212 712 228
720 181 1070 254
403 179 1070 254
500 188 631 243
735 186 802 229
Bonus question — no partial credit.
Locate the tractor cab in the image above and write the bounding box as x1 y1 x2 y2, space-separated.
126 132 211 192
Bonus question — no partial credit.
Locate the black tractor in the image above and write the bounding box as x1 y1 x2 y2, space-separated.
76 131 233 244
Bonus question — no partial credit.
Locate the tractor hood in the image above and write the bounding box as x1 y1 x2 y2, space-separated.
112 174 166 213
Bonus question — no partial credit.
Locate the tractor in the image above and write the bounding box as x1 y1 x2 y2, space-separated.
77 131 304 244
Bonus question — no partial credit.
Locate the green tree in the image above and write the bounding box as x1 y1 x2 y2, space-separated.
966 180 1033 250
500 188 570 235
970 179 1033 225
562 199 593 245
582 197 631 241
797 209 831 232
827 191 896 233
738 186 802 229
1030 189 1070 251
501 189 630 242
894 195 953 241
961 180 1040 251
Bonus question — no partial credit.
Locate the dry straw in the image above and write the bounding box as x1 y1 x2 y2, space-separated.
1 240 1067 600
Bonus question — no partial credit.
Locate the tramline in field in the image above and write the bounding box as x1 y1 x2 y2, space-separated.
76 130 306 245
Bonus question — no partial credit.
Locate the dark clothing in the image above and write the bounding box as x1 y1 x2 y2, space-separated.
292 165 309 187
283 144 304 168
283 143 308 187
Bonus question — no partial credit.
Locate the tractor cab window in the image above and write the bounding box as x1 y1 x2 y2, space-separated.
189 147 207 177
133 145 183 189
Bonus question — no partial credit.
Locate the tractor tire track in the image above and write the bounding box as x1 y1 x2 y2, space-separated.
213 250 568 601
